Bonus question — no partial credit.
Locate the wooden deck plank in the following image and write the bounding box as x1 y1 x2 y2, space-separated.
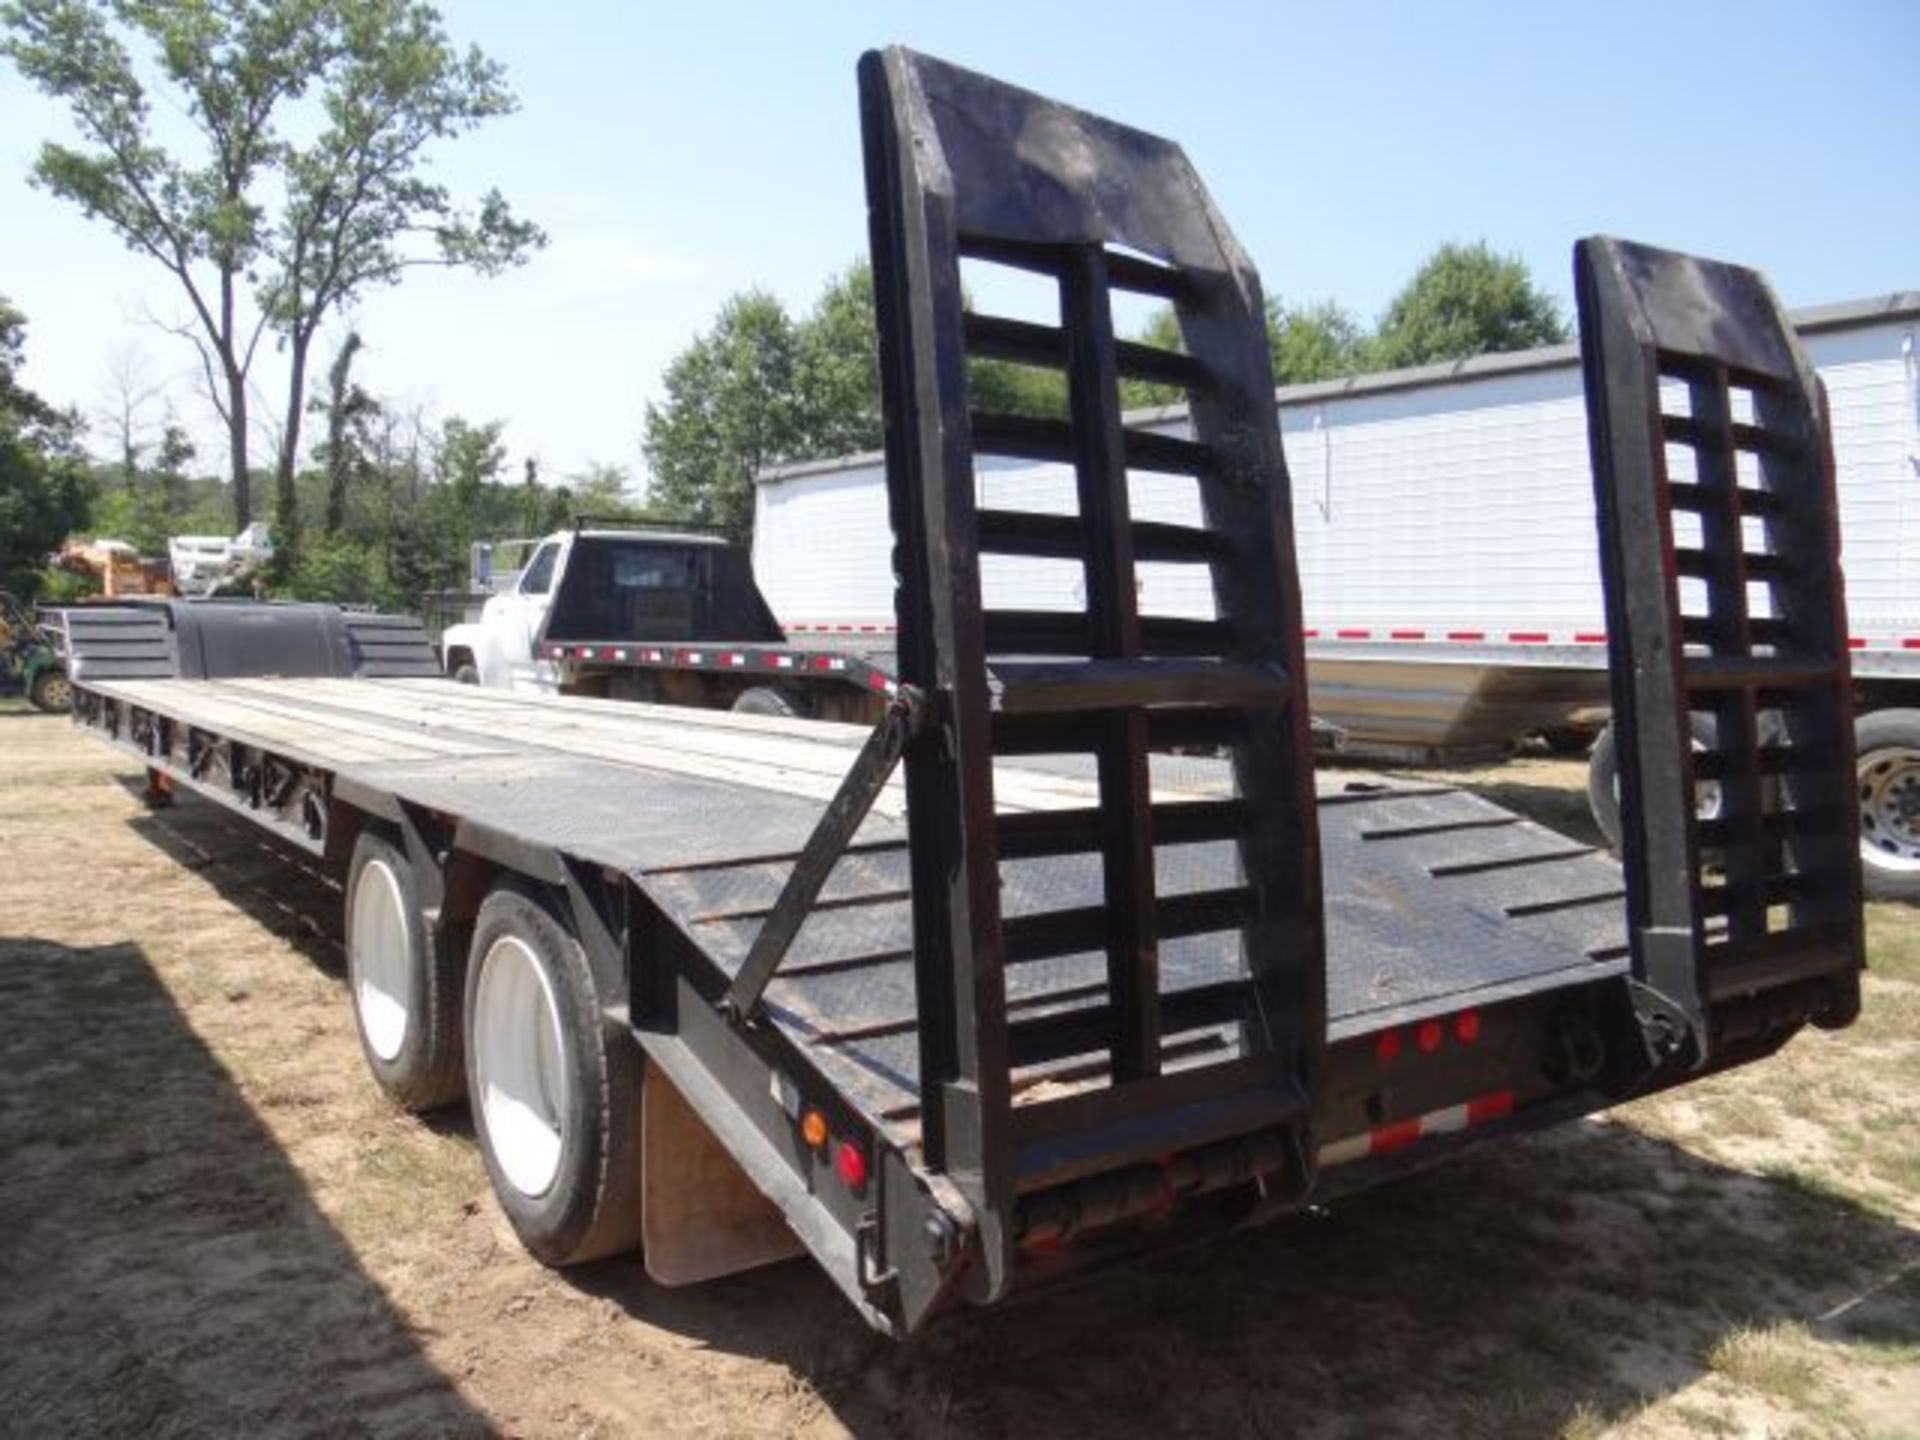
94 674 1208 818
186 684 505 761
218 677 1130 815
92 681 447 764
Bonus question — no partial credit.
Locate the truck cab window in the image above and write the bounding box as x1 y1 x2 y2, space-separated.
519 543 560 596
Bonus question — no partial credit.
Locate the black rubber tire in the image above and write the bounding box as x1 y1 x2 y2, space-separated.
731 685 800 718
1854 708 1920 904
1587 714 1719 852
464 881 643 1266
345 828 467 1110
451 660 481 685
28 668 71 713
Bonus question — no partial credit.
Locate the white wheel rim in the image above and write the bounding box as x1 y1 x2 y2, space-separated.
1610 735 1722 822
1858 746 1920 873
349 858 412 1062
473 935 569 1198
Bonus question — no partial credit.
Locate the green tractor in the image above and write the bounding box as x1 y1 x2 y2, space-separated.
0 591 72 713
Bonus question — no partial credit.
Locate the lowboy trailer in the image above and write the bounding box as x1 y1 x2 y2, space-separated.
63 50 1864 1336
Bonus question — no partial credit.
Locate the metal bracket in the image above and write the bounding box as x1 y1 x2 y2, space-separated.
720 685 929 1023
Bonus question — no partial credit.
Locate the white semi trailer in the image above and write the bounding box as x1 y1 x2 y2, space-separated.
754 294 1920 898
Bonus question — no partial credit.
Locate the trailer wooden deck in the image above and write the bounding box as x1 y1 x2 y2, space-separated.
82 675 1633 1146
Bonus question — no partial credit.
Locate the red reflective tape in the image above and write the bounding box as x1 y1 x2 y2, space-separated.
1467 1091 1515 1125
1848 637 1866 650
1574 632 1607 644
811 655 833 671
1447 630 1485 641
867 671 888 691
1370 1119 1422 1156
1508 631 1549 643
1302 628 1320 639
1904 639 1920 650
1390 629 1426 640
1336 628 1371 639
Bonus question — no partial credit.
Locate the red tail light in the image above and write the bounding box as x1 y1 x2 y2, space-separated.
834 1140 868 1191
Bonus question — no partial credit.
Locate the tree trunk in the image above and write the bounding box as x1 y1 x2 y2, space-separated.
227 366 251 531
275 334 311 561
323 333 363 535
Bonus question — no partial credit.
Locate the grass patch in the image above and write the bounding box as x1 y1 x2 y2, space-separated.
1669 1401 1742 1436
1706 1322 1825 1406
1866 905 1920 983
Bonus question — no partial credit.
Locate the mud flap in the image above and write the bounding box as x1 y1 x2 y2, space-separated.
640 1067 803 1286
1575 237 1865 1080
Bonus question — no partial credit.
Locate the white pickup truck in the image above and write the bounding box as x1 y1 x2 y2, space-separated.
438 521 898 719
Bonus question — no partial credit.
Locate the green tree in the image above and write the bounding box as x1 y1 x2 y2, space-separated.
2 0 543 535
1270 298 1365 384
435 414 506 507
794 262 883 458
313 331 376 535
568 460 639 519
153 419 197 520
0 297 91 595
1126 295 1365 407
1371 240 1567 369
642 291 805 537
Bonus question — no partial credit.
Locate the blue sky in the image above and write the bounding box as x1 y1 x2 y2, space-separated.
2 0 1914 494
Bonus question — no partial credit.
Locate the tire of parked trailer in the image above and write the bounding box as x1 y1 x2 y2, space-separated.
464 880 643 1266
28 668 72 713
1586 714 1722 852
345 828 467 1110
1854 708 1920 904
732 685 800 718
452 661 480 685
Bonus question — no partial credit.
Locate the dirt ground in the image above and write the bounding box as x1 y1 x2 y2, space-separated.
1 709 1915 1439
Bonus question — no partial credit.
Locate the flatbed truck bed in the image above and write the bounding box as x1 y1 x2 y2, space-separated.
61 51 1866 1336
80 671 1633 1109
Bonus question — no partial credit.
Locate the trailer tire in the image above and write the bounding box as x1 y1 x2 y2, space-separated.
732 685 800 718
346 829 467 1111
1587 715 1721 851
465 881 643 1266
28 668 72 713
1854 708 1920 903
451 661 480 686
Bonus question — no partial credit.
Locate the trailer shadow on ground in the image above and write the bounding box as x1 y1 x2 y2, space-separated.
0 933 493 1438
98 778 1919 1439
575 1123 1918 1438
113 776 349 976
